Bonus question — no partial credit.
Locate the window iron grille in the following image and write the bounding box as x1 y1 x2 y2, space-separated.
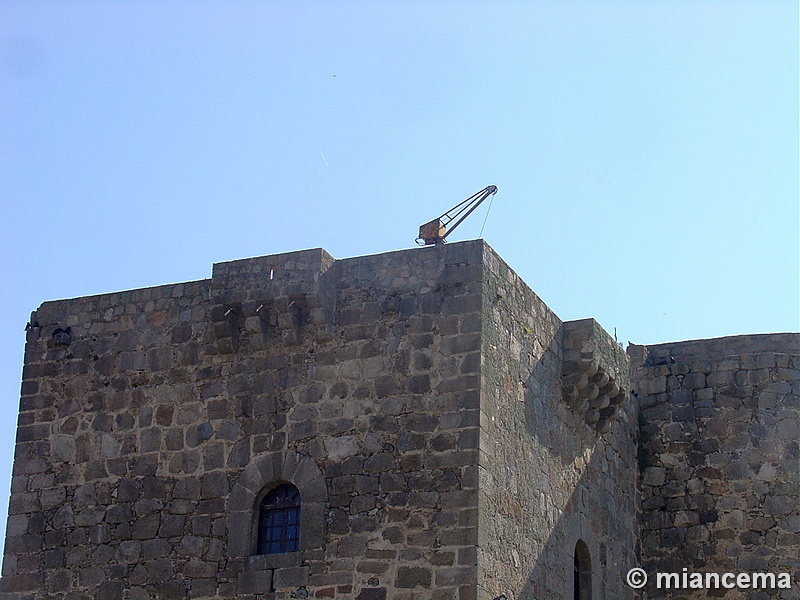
257 484 301 555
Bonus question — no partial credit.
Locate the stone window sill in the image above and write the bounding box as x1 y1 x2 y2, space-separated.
245 552 301 571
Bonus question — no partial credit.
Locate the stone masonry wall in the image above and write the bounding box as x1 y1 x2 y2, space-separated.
476 250 640 600
633 334 800 599
1 242 488 600
6 237 792 600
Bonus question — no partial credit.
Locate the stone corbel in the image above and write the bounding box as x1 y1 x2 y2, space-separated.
561 319 630 434
210 303 242 354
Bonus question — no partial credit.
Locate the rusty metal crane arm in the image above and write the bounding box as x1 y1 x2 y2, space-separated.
416 185 498 246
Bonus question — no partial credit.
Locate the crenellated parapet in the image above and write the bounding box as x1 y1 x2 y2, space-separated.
561 318 631 433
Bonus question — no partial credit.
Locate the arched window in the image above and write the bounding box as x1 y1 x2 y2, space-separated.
257 484 301 555
574 540 591 600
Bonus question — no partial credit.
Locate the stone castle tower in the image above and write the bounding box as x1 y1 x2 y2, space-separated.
1 241 797 599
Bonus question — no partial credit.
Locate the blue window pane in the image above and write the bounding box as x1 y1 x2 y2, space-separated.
256 484 302 555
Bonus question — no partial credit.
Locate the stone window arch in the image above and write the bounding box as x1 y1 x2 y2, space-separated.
228 451 327 565
573 539 591 600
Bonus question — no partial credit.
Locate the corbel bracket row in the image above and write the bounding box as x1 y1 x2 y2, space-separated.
562 352 629 434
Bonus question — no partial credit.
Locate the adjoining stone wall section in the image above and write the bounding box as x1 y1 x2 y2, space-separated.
3 278 213 600
1 243 486 600
477 249 639 600
632 333 800 599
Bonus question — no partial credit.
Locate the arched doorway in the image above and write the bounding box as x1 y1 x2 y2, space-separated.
573 540 591 600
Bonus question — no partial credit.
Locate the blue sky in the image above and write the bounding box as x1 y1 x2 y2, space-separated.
0 0 797 555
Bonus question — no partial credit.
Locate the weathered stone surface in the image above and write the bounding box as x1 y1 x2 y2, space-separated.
395 566 433 588
632 333 799 595
3 242 795 600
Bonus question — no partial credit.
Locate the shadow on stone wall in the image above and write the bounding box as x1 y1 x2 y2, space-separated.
483 319 639 599
514 428 639 600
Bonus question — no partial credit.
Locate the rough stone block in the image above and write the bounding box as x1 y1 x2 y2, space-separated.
274 566 310 588
356 588 387 600
395 566 432 589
